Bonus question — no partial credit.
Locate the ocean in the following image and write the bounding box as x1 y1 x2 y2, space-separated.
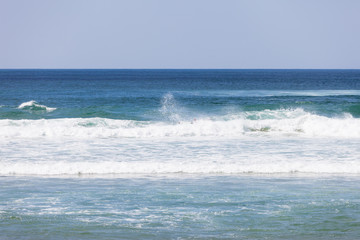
0 69 360 239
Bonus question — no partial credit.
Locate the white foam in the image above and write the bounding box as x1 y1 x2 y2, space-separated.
0 109 359 139
18 100 56 112
1 124 359 176
1 159 360 175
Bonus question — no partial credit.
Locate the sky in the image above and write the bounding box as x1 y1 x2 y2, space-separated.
1 0 360 69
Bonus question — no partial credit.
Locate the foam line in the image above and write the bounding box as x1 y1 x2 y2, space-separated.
1 160 360 175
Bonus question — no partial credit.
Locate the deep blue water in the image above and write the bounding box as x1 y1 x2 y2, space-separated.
0 69 360 120
0 69 360 239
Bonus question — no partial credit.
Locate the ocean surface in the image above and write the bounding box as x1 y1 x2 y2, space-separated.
0 69 360 239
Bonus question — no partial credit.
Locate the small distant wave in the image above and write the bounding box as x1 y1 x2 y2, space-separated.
18 100 56 112
0 109 359 138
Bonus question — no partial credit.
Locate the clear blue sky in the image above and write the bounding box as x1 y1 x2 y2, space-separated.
1 0 359 69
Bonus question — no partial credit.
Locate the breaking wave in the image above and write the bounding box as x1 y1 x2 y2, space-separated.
1 108 359 138
18 100 56 112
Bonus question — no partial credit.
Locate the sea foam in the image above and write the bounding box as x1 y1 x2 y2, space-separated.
0 109 359 138
1 159 360 175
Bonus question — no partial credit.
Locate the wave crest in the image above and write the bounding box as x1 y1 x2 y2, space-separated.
0 109 359 138
18 100 56 112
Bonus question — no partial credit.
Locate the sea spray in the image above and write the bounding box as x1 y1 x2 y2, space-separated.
159 93 182 123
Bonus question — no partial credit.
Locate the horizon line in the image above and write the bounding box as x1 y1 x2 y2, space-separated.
1 68 360 70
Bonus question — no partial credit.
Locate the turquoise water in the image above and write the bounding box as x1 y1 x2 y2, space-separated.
2 176 360 239
0 69 360 239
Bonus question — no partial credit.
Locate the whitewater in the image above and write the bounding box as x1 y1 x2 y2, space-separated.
0 69 359 176
1 101 359 175
1 108 359 139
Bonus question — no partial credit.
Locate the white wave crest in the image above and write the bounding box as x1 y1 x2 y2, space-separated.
0 109 359 139
18 100 56 112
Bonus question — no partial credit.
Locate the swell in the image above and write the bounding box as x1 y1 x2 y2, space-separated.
2 93 360 120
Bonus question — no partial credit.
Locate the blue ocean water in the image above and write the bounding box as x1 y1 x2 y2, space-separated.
0 69 360 239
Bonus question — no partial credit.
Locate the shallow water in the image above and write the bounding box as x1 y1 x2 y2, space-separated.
1 176 360 239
